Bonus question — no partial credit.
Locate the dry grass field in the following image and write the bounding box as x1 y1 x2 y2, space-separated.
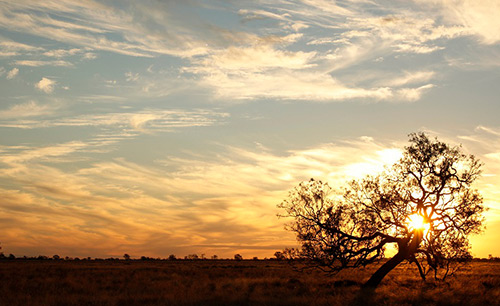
0 259 498 305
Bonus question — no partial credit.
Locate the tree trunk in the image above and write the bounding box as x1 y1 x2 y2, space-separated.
362 251 407 288
362 230 424 288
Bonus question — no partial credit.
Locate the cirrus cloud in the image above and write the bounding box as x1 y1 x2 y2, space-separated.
6 67 18 79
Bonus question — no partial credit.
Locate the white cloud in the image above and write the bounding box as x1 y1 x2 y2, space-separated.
193 44 315 72
179 3 459 102
395 84 435 102
416 0 500 44
185 31 420 101
336 15 465 58
199 69 393 101
6 67 18 79
35 77 56 93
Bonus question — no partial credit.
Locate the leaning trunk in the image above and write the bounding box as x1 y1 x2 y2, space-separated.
362 230 423 288
362 251 406 288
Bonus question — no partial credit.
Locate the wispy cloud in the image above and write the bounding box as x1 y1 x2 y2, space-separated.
415 0 500 44
1 0 495 103
181 1 468 102
6 67 18 79
0 101 54 119
394 84 435 102
0 108 229 131
1 141 89 165
15 60 73 67
192 37 312 72
82 52 97 60
196 69 393 101
43 48 82 58
385 71 436 87
0 39 44 53
0 1 211 58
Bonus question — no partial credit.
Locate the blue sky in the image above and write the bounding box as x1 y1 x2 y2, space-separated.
0 0 499 258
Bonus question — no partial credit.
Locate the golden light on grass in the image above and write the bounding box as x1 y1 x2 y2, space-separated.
406 213 430 233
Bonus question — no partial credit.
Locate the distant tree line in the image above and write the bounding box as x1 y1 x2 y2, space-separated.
0 251 498 262
0 250 292 261
0 242 498 262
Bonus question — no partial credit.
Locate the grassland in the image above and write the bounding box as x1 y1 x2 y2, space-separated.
0 259 498 305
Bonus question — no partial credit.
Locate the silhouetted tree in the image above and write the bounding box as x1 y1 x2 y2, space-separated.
211 255 218 260
234 254 243 261
279 133 486 288
274 251 285 260
168 254 177 260
52 255 60 260
123 253 131 260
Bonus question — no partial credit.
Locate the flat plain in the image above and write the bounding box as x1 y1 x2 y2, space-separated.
0 259 499 305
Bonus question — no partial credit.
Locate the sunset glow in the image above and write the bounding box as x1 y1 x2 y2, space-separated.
0 0 499 260
407 213 430 233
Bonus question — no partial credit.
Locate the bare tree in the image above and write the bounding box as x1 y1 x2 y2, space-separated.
278 133 486 288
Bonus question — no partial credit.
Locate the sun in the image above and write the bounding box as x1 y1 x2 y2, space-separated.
406 213 430 233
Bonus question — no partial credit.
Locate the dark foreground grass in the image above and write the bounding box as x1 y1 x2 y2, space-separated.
0 260 498 305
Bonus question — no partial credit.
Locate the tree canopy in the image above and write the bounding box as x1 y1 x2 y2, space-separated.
278 133 486 288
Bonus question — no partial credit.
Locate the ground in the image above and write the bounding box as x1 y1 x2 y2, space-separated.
0 260 498 305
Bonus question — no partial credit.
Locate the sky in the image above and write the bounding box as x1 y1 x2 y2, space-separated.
0 0 499 259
